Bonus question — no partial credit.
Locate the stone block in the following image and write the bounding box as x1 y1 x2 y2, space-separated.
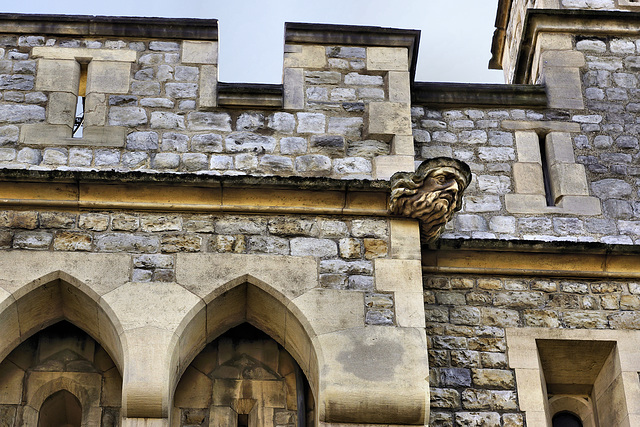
283 67 304 110
374 258 421 293
540 50 585 68
549 163 589 197
47 91 76 126
543 66 584 109
388 71 410 102
86 61 131 94
389 219 420 260
392 134 414 156
199 64 217 108
35 59 80 94
364 102 412 142
545 132 575 164
367 47 408 71
556 196 602 215
283 45 326 68
513 163 545 195
515 131 541 163
182 41 218 64
84 93 107 126
32 46 136 62
372 155 414 179
505 194 547 214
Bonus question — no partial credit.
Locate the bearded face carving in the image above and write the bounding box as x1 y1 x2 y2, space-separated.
389 157 472 242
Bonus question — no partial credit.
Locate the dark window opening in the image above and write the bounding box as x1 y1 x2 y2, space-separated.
238 413 249 427
38 389 82 427
552 411 583 427
538 133 554 206
72 62 88 138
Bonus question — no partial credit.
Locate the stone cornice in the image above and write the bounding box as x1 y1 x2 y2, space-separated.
514 9 640 83
284 22 421 81
412 82 547 108
423 238 640 279
0 169 390 216
0 13 219 40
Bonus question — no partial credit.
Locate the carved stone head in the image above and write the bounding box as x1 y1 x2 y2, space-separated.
389 157 472 242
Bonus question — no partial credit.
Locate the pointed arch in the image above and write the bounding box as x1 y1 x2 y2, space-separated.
0 271 124 373
173 275 320 403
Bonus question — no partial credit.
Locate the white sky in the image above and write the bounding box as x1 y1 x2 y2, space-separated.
3 0 505 84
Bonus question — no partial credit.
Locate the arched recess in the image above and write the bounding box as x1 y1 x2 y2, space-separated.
172 276 320 423
38 389 82 427
549 396 595 427
0 271 124 374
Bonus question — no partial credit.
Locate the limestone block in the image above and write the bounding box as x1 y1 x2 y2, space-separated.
374 258 422 293
366 47 408 71
198 64 217 108
545 132 575 164
394 291 426 328
283 67 304 110
47 91 76 126
389 219 420 261
36 59 80 93
175 253 318 302
32 46 136 62
84 92 107 126
102 282 202 332
388 71 410 103
86 60 131 94
102 366 123 407
364 102 412 142
505 193 548 214
392 134 414 156
182 41 218 64
549 163 589 197
284 45 326 68
121 327 177 418
0 252 130 296
515 131 541 163
543 66 584 109
540 50 585 68
290 289 364 336
0 360 24 404
210 406 236 427
174 366 212 408
373 155 414 179
513 163 545 195
537 33 573 51
82 125 126 147
316 327 428 424
0 290 20 363
556 196 602 215
178 304 206 369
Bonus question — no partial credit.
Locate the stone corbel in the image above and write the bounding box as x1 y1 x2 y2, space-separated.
389 157 472 242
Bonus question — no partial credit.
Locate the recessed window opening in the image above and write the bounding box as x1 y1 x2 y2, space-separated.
538 132 554 206
72 62 88 138
37 389 82 427
553 411 583 427
237 413 249 427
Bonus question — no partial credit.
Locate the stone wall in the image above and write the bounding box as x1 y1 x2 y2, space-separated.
425 272 640 426
0 32 412 180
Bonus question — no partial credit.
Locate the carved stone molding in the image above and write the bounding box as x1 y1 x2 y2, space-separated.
389 157 472 242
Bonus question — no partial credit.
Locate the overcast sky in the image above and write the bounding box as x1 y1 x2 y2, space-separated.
3 0 505 84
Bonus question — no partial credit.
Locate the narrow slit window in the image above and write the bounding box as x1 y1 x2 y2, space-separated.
72 62 88 138
539 133 554 206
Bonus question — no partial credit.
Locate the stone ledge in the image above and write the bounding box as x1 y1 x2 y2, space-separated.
412 82 547 108
217 82 283 109
0 13 218 40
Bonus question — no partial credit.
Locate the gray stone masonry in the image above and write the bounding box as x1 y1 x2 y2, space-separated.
414 35 640 245
0 209 393 325
425 273 640 426
0 34 391 180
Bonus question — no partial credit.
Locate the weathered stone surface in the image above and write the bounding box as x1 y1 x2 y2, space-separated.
247 235 289 255
187 112 231 131
225 132 276 153
13 231 52 249
161 234 202 252
108 107 147 126
191 133 222 153
0 104 44 123
95 233 159 253
295 155 331 172
53 231 92 251
290 238 337 258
